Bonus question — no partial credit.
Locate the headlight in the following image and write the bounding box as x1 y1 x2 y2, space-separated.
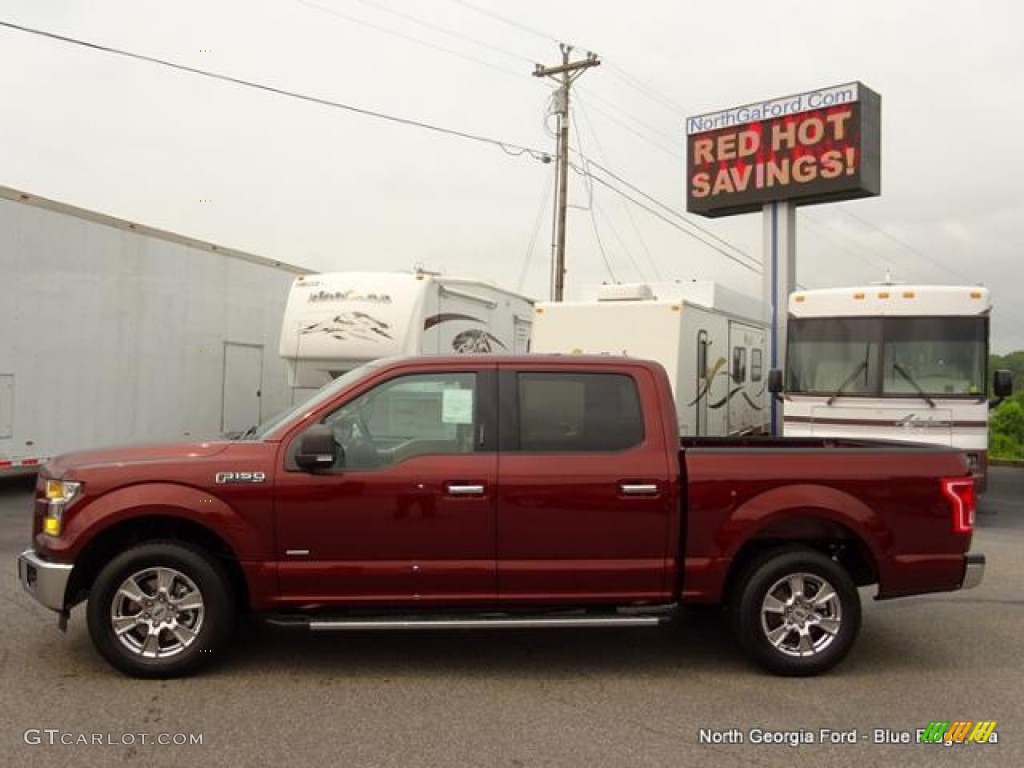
42 480 82 536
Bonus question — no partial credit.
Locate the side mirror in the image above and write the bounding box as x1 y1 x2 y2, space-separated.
768 369 784 401
990 369 1013 409
295 425 339 470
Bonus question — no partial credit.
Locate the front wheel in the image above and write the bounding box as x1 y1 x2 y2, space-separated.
86 541 234 678
732 548 860 676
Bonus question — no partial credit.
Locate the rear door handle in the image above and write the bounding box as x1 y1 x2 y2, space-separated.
446 483 486 496
619 483 660 496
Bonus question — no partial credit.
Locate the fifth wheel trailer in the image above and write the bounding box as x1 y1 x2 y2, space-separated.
530 282 768 436
279 270 534 390
0 185 309 475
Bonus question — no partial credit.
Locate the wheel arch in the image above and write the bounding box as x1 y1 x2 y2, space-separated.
66 515 250 614
722 512 878 608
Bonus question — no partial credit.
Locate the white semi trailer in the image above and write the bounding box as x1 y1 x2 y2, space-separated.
0 186 307 475
279 271 535 389
530 282 769 437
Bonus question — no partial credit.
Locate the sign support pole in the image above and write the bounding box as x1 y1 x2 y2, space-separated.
763 201 796 436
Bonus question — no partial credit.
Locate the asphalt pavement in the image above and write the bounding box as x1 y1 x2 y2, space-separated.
1 468 1021 768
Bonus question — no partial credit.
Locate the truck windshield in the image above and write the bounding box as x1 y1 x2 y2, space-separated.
787 316 987 397
248 360 384 440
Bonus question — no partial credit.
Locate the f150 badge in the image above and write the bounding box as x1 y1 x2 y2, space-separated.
215 471 266 484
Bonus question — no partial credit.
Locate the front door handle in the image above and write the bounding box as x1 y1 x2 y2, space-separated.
619 483 660 496
446 483 486 496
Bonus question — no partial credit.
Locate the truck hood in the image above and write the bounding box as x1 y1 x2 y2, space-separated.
45 441 232 475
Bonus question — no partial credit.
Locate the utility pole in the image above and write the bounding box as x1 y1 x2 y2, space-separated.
534 45 599 301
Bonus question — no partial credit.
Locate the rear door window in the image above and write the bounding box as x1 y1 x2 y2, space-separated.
516 372 643 452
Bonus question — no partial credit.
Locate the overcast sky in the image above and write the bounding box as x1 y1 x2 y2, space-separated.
2 0 1022 352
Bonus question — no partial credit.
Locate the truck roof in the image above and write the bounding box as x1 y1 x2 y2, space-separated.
372 353 668 370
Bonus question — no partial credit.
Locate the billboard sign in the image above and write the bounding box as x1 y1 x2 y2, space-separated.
686 82 881 218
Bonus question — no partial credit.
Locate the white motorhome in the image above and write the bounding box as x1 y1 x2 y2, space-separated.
782 284 997 487
531 282 769 436
0 186 305 475
279 271 534 388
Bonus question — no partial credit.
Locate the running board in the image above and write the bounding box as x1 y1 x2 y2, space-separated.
266 613 669 632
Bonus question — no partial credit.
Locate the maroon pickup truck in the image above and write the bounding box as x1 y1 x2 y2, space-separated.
18 355 983 678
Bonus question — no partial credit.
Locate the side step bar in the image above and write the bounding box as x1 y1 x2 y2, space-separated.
267 613 670 632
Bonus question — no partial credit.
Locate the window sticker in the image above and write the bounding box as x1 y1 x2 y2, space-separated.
442 389 474 424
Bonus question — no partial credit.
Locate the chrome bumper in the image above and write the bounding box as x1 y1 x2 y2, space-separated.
961 553 985 590
17 549 73 612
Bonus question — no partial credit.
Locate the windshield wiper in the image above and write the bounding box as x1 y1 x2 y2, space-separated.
893 363 936 408
238 425 259 440
827 360 868 406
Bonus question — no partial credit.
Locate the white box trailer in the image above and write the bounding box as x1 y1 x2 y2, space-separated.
279 271 534 388
531 282 769 436
0 186 308 475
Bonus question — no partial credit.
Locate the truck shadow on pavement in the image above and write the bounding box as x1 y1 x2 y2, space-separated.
218 610 751 681
20 600 1016 683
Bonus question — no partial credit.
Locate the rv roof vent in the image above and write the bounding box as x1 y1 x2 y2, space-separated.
596 283 655 302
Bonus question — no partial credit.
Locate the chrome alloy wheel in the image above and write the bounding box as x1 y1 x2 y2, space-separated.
109 567 205 659
759 571 842 658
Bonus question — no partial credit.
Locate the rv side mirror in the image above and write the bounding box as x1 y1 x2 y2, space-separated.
991 369 1013 408
768 368 784 396
295 425 339 470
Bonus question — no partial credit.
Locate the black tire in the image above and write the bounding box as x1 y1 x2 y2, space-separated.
86 541 234 678
732 548 860 677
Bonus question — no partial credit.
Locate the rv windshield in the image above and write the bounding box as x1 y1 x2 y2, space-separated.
248 360 385 440
787 316 987 397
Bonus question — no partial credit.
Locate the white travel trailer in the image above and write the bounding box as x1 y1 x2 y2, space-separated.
0 186 306 475
782 283 1003 489
531 282 769 436
279 271 534 388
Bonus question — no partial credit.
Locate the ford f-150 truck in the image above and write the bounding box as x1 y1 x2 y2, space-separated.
17 355 983 678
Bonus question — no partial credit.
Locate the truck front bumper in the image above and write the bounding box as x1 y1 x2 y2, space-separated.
18 549 72 612
962 553 985 590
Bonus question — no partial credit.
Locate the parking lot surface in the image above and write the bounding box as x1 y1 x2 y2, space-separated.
2 468 1021 767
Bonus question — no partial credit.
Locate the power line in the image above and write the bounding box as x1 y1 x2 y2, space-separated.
448 0 561 46
799 214 892 276
834 206 976 283
829 206 1024 333
574 98 663 281
346 0 536 65
0 19 552 163
571 105 646 283
291 0 526 79
515 174 553 293
594 200 648 282
578 154 760 270
1 18 763 284
588 200 619 283
570 110 618 283
574 90 684 160
573 163 761 274
603 62 691 119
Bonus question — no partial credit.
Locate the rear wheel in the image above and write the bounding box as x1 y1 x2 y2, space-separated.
732 548 860 676
86 541 234 678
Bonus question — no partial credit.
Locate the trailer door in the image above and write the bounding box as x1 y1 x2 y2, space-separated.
222 342 263 434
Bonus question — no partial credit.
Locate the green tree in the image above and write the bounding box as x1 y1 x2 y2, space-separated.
990 398 1024 460
992 400 1024 439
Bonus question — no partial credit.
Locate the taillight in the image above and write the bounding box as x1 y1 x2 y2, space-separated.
941 477 975 534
